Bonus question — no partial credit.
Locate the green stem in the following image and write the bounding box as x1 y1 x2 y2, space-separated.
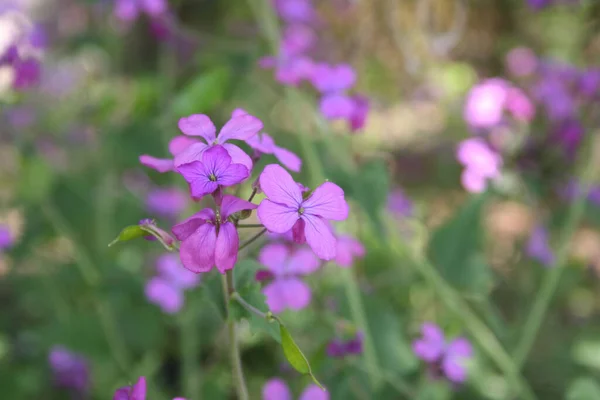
223 271 249 400
512 142 598 370
231 292 268 319
340 267 382 390
237 224 264 229
238 228 267 251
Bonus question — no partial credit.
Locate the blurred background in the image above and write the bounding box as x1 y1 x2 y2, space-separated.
2 0 600 399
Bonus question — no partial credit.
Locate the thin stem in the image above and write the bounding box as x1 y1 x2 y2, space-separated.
340 267 382 390
223 271 249 400
237 224 264 229
231 292 268 319
238 228 267 251
512 139 598 370
248 188 258 203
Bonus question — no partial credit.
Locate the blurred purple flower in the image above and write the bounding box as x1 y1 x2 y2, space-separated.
578 68 600 98
273 0 316 24
113 376 146 400
348 95 370 132
319 93 355 120
145 254 200 314
145 188 188 218
172 195 257 273
526 226 555 267
114 0 167 22
259 243 320 313
334 235 365 267
0 225 13 250
463 79 508 128
387 189 414 218
281 24 315 56
257 164 349 260
263 378 328 400
456 138 502 193
552 119 583 158
48 346 90 394
505 47 537 77
505 87 535 123
156 253 200 289
412 323 473 383
327 332 363 358
533 78 574 121
310 63 356 94
5 106 35 128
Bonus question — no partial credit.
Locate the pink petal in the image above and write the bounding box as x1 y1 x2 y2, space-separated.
139 155 174 173
178 114 216 142
319 93 355 120
258 243 290 275
287 247 320 275
169 135 198 156
171 209 214 240
218 114 263 143
302 215 337 260
131 376 147 400
299 384 329 400
173 142 208 168
222 143 254 171
218 163 249 187
281 277 311 311
141 0 167 16
335 235 365 267
176 161 207 183
189 180 218 199
115 0 139 21
263 280 287 313
442 356 468 383
156 254 200 289
257 200 299 233
412 339 444 363
302 182 349 221
461 169 487 193
179 224 217 273
220 195 258 219
259 164 302 206
202 145 232 176
145 277 183 314
214 222 239 273
262 378 292 400
231 108 248 118
447 337 473 358
273 146 302 172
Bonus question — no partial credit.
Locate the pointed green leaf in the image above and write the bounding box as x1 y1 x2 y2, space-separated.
279 324 324 390
108 225 146 247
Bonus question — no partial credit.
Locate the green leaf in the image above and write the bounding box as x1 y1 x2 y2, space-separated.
567 377 600 400
279 324 324 390
108 225 146 247
427 193 492 294
171 67 231 117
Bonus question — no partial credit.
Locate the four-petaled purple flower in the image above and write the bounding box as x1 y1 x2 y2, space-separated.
48 346 90 394
456 138 502 193
173 195 258 273
176 145 249 199
257 164 349 260
412 322 473 384
114 0 167 22
258 243 320 313
526 225 555 267
262 378 328 400
174 113 263 171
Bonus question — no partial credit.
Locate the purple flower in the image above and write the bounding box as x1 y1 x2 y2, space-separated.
48 346 89 393
327 332 363 357
273 0 317 24
412 323 473 383
463 79 508 128
533 78 574 121
176 145 249 199
257 164 349 260
505 47 537 77
172 195 258 273
387 189 414 218
114 0 167 22
456 138 502 193
526 226 555 266
334 235 365 267
319 93 355 120
113 376 146 400
259 243 320 313
310 63 356 94
579 68 600 98
140 135 198 173
173 113 263 171
261 54 315 87
12 58 41 89
348 95 370 132
156 253 200 289
0 225 13 250
505 87 535 123
145 254 200 314
281 24 315 56
145 188 188 218
552 119 583 158
262 378 328 400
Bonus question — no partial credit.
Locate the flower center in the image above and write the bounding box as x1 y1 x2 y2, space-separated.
298 207 305 215
209 173 217 182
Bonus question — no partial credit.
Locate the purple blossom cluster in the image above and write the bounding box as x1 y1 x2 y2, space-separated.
326 331 363 358
412 323 473 384
48 346 90 395
145 253 201 313
262 377 328 400
261 0 369 132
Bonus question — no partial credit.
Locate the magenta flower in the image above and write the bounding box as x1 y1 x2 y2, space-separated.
176 145 249 199
319 93 355 120
114 376 147 400
412 323 473 383
48 346 89 394
139 135 198 173
114 0 167 22
0 225 13 250
463 79 508 128
273 0 317 24
257 164 349 260
145 254 200 314
172 195 257 273
327 332 363 358
145 187 188 218
281 24 315 56
334 235 365 267
310 63 356 94
505 87 535 123
173 113 262 171
260 54 315 87
258 243 320 313
262 378 328 400
526 226 555 267
348 95 370 132
456 138 502 193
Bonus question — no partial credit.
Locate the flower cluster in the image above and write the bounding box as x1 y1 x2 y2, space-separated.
48 346 90 395
261 0 369 132
456 138 502 193
326 331 363 358
262 378 328 400
145 254 200 313
113 376 185 400
412 323 473 384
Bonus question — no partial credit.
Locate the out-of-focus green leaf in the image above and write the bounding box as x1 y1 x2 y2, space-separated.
572 340 600 370
108 225 146 247
427 193 492 294
279 323 324 389
171 67 231 117
566 377 600 400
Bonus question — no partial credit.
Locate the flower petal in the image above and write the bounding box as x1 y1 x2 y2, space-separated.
273 146 302 172
173 142 209 168
335 235 365 267
169 135 198 156
446 337 473 358
145 277 183 314
220 195 258 219
214 222 239 273
262 378 292 400
139 155 174 173
176 161 207 184
259 164 302 206
303 182 349 221
218 163 249 187
287 247 320 275
222 143 254 171
263 280 287 314
171 209 214 240
281 277 311 311
189 180 219 199
302 214 337 260
442 355 468 383
257 200 299 233
131 376 147 400
258 243 289 275
179 224 217 273
218 114 263 143
319 93 354 120
202 145 232 176
299 384 329 400
178 114 216 142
